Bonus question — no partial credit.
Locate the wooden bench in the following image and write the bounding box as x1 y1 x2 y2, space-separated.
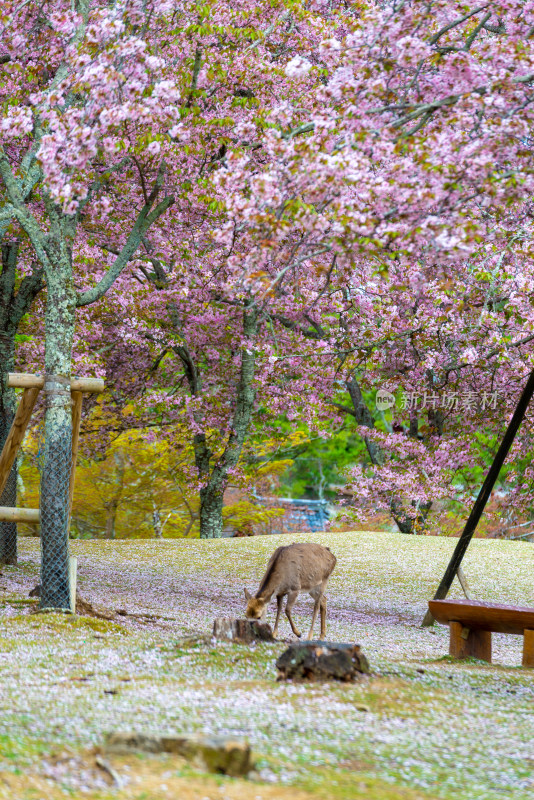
428 599 534 667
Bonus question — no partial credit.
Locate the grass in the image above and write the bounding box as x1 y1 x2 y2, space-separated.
0 530 532 800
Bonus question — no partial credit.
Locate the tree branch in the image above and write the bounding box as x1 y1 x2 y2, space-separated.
76 165 174 307
428 5 491 45
186 45 202 108
0 151 51 269
283 122 315 141
442 332 534 377
392 72 534 136
269 312 324 340
12 262 45 326
325 399 357 418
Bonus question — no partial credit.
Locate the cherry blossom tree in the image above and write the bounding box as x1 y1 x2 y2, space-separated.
324 240 534 532
4 0 534 568
0 0 344 576
213 0 534 530
1 0 177 605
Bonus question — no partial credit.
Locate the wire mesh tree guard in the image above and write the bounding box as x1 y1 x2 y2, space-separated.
0 373 104 611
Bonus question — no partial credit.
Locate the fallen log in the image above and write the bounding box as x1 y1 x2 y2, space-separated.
103 732 253 777
276 641 370 682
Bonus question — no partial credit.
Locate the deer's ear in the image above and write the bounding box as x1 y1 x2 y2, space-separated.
244 588 252 601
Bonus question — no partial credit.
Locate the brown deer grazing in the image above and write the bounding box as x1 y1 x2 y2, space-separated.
244 543 337 639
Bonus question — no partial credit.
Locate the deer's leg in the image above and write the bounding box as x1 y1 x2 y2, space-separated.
308 589 321 640
285 591 301 638
272 595 283 638
319 595 327 639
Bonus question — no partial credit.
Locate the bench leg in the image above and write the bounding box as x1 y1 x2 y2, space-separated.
522 629 534 668
449 621 492 663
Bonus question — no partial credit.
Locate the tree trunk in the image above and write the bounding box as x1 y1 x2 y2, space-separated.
0 245 18 564
39 250 76 610
198 305 258 539
104 450 125 539
390 497 432 534
0 241 43 564
152 501 162 538
345 377 384 466
199 485 224 539
173 304 258 540
105 501 118 539
0 361 17 565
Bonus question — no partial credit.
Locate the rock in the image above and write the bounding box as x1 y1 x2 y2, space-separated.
276 641 370 682
104 732 253 777
212 617 276 643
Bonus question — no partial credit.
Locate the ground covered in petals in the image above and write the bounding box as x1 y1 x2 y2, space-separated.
0 531 532 800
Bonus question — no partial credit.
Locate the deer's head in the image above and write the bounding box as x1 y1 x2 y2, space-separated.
244 588 266 620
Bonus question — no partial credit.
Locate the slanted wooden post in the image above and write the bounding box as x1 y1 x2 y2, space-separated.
68 391 83 520
456 567 472 600
0 387 40 498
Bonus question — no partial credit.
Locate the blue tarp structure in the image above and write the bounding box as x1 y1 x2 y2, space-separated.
254 495 329 534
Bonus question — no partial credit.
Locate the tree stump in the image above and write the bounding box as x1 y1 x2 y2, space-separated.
212 617 276 643
276 641 370 682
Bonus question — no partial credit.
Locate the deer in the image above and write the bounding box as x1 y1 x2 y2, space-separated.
244 542 337 640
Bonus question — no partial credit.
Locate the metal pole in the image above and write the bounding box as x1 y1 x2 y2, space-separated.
422 368 534 627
